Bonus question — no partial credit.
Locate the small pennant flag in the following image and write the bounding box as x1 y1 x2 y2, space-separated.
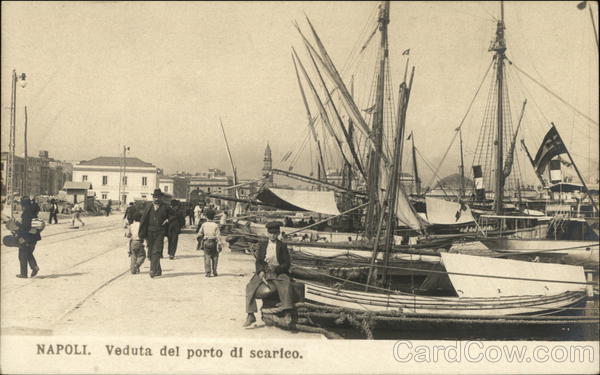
407 131 412 140
402 48 410 56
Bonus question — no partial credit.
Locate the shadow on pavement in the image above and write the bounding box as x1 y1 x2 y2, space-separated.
212 273 246 278
170 254 202 259
36 272 87 279
1 326 53 336
158 272 204 279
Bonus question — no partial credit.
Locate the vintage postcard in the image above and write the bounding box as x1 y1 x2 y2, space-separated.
1 1 598 374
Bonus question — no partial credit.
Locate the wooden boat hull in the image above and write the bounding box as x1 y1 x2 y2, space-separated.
302 280 586 316
289 244 441 264
479 238 599 267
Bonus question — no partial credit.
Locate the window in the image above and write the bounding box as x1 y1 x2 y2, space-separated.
101 193 108 200
142 177 148 186
164 186 169 193
122 176 128 185
102 176 108 185
82 175 88 181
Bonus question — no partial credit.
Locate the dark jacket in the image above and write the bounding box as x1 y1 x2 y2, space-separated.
167 208 186 235
123 205 135 224
17 205 42 243
139 202 173 239
254 239 290 275
49 203 60 214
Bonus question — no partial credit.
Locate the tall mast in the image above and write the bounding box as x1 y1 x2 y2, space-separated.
459 127 466 199
291 51 327 182
492 1 507 215
219 118 239 215
411 131 421 196
365 0 390 238
346 77 355 191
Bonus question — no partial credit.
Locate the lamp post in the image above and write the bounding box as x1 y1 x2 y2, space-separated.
118 145 130 208
6 70 26 218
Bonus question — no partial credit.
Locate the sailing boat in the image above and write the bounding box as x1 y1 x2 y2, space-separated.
448 2 600 267
256 2 593 338
479 124 599 267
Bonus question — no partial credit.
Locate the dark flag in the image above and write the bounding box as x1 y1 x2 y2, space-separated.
533 125 567 175
577 1 587 10
407 132 412 140
455 202 467 221
402 48 410 56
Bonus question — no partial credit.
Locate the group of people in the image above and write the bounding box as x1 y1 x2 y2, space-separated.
9 188 296 328
123 189 186 277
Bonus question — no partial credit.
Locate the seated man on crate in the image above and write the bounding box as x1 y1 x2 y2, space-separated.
243 221 294 327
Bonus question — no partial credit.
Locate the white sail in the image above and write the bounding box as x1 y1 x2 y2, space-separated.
425 197 475 225
395 185 429 230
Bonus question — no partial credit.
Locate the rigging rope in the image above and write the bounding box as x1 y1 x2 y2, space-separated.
293 254 597 286
510 61 599 127
427 59 494 189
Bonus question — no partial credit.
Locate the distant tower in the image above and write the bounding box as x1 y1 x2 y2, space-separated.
262 142 273 184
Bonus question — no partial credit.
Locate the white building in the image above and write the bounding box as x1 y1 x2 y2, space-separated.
73 156 158 204
158 176 174 196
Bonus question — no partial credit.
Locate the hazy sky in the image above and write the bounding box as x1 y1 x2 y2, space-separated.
2 1 598 185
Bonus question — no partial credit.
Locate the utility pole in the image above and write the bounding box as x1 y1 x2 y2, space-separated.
122 145 129 206
6 70 26 217
24 106 28 197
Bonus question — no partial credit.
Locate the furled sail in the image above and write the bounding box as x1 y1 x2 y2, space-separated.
256 188 341 216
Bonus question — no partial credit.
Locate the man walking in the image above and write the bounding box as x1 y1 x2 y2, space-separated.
105 199 112 216
167 200 185 260
123 202 135 225
139 188 172 278
193 204 202 226
15 197 41 278
48 199 59 224
187 204 195 226
71 202 85 227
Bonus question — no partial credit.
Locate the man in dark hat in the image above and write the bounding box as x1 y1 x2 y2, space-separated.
15 197 41 278
49 199 59 224
243 221 293 327
167 199 185 260
139 188 173 277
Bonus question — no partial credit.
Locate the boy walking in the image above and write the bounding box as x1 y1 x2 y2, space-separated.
71 202 85 227
127 212 146 274
197 209 221 277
